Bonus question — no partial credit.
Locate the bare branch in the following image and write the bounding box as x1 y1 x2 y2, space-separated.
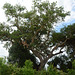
53 51 65 56
51 38 69 53
42 39 69 65
30 25 44 44
22 40 29 48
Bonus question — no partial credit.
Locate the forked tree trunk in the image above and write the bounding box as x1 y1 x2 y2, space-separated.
38 60 46 70
38 57 50 70
38 39 69 70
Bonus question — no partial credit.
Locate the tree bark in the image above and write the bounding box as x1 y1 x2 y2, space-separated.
38 54 53 70
38 61 46 70
38 51 64 70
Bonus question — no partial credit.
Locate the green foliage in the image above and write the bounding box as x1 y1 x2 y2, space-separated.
0 58 35 75
52 23 75 43
72 60 75 69
47 64 64 75
24 60 33 69
8 43 37 69
0 0 69 70
2 58 75 75
21 60 35 75
67 69 75 75
10 60 35 75
0 58 12 75
48 55 72 72
0 58 67 75
52 23 75 64
67 60 75 75
52 32 66 44
0 0 69 46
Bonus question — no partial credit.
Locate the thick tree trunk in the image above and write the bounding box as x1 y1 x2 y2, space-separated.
38 52 62 70
38 58 50 70
38 60 46 70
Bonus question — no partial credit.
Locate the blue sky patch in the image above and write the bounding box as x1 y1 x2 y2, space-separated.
55 19 75 32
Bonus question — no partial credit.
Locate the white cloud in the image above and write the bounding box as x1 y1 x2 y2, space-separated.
0 0 75 23
46 0 75 23
57 0 75 23
0 42 9 57
62 0 72 11
0 0 33 22
0 0 33 57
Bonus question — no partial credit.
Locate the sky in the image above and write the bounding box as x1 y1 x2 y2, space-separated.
0 0 75 58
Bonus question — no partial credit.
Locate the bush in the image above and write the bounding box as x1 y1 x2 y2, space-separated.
67 60 75 75
47 64 65 75
0 58 12 75
2 58 75 75
0 58 36 75
21 60 36 75
10 60 36 75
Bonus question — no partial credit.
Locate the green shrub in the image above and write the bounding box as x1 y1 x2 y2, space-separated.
1 58 74 75
21 60 35 75
0 58 11 75
47 64 66 75
67 69 75 75
11 60 36 75
67 60 75 75
72 60 75 69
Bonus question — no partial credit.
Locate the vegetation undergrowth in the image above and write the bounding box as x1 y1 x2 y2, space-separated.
0 58 75 75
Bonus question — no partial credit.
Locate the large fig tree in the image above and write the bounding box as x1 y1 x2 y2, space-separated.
0 0 69 70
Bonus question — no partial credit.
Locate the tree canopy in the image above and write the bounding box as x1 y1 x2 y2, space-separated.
52 23 75 61
0 0 69 70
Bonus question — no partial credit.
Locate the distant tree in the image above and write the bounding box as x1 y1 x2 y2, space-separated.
60 23 75 60
0 0 69 70
52 23 75 61
51 23 75 72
